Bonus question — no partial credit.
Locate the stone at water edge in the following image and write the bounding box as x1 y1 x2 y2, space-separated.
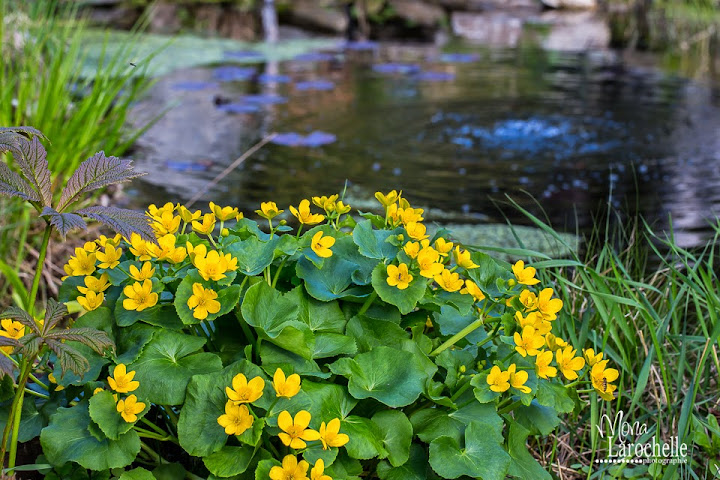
541 0 597 9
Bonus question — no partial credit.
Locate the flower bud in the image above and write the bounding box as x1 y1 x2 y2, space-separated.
508 279 516 287
279 219 287 226
459 365 466 373
221 228 229 237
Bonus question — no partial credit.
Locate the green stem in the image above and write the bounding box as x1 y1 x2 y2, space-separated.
498 399 522 415
450 379 472 402
140 417 168 436
430 317 485 356
2 360 32 472
27 223 51 315
358 291 378 316
24 388 48 399
271 257 287 288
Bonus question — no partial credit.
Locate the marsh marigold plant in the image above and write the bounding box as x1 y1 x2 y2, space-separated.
38 191 621 479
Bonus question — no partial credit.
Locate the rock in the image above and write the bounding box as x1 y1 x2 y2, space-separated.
283 0 348 34
388 0 446 27
83 5 140 30
540 11 609 50
148 1 181 34
194 5 258 40
451 11 525 47
541 0 597 9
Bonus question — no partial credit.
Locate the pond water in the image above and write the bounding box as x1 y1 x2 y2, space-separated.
127 41 720 250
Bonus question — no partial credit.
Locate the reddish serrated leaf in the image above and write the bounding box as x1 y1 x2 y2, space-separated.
45 327 114 355
45 339 89 377
0 162 41 202
58 152 144 211
13 136 52 206
75 206 155 242
41 206 87 239
0 306 41 335
43 299 68 335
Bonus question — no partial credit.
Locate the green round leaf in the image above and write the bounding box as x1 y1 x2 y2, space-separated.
507 421 553 480
352 220 401 260
129 330 223 405
40 401 140 470
89 390 149 440
296 255 360 301
303 443 339 467
119 467 155 480
371 263 426 315
178 360 271 456
372 410 413 467
225 235 278 276
202 445 255 478
429 420 510 480
174 271 242 325
342 415 388 460
329 346 429 407
377 444 429 480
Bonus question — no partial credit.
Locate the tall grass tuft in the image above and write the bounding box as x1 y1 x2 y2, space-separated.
471 197 718 479
0 0 156 177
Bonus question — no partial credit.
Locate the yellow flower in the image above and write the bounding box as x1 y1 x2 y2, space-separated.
147 202 176 219
556 347 586 380
374 190 400 208
277 410 321 449
178 206 202 223
417 247 444 278
217 401 254 435
83 241 97 253
290 199 325 225
0 319 24 354
312 195 338 212
273 369 301 399
507 364 531 394
77 273 110 294
403 241 420 259
97 234 122 249
512 260 540 286
66 248 97 276
453 247 478 269
270 455 310 480
399 207 424 225
77 291 105 311
584 348 604 366
186 242 207 263
515 311 551 335
96 245 122 269
514 326 545 357
544 333 568 351
108 364 139 393
386 263 413 290
1 319 23 339
236 212 244 221
150 234 187 264
311 231 335 258
116 394 145 423
535 350 557 379
536 288 563 321
192 213 217 236
318 418 349 450
122 279 158 312
209 202 239 222
460 280 485 302
128 233 155 261
151 211 181 236
256 201 283 220
129 262 155 282
405 222 428 241
47 373 64 391
194 250 231 281
486 365 510 393
187 283 221 320
334 201 351 215
387 204 401 225
519 290 538 311
590 360 619 401
310 459 332 480
434 269 464 292
93 387 104 395
226 373 265 404
434 238 454 257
